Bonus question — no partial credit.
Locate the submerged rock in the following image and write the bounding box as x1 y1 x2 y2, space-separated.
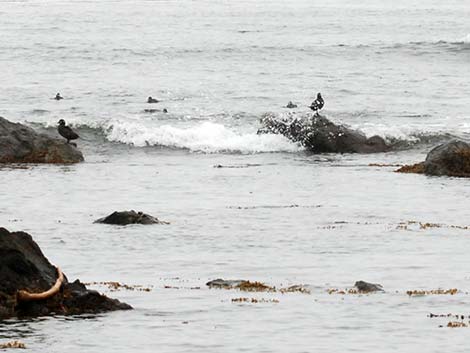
0 228 131 320
258 113 389 153
206 279 277 292
94 210 169 225
206 279 245 289
354 281 384 293
0 117 84 164
397 140 470 177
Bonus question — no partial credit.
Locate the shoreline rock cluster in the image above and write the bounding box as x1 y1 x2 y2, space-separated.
0 228 131 320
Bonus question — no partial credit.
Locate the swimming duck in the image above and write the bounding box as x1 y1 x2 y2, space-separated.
286 101 297 109
147 96 159 103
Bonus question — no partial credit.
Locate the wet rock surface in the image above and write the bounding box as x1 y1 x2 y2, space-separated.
423 140 470 177
354 281 384 293
397 140 470 177
0 117 84 164
258 113 390 153
0 228 131 320
94 210 169 225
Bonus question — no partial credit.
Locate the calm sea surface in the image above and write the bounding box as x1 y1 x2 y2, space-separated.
1 0 470 352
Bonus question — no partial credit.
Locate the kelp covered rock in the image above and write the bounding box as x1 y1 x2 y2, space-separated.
258 113 389 154
0 228 131 319
0 117 83 164
397 140 470 177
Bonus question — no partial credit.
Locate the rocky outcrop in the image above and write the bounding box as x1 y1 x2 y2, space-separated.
397 140 470 177
258 113 390 154
354 281 384 293
0 117 83 164
0 228 131 319
94 210 169 225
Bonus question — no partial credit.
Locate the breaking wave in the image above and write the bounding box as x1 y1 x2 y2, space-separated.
36 119 302 154
32 114 468 154
104 121 301 153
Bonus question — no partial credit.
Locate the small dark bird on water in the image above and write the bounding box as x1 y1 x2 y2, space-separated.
147 96 159 103
57 119 79 144
54 93 63 100
309 92 324 116
286 101 297 109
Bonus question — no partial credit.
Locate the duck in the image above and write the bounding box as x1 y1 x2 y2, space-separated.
54 93 63 100
57 119 79 144
147 96 159 103
309 93 324 115
286 101 297 109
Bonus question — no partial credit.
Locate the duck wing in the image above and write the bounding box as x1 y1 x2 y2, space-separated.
59 125 79 139
66 126 79 139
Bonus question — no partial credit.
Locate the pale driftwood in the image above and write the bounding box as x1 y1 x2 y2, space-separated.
17 266 64 302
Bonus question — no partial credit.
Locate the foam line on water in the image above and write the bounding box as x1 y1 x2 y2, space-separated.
104 121 302 154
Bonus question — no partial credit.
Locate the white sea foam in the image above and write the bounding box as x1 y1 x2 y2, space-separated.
104 121 301 154
357 123 430 142
461 33 470 44
351 118 470 142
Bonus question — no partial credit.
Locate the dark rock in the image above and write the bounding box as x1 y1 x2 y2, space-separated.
397 140 470 177
354 280 384 293
94 210 169 225
423 140 470 177
0 117 84 163
0 228 131 320
258 113 389 153
61 280 130 315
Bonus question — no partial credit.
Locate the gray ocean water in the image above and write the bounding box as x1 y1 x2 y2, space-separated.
1 0 470 352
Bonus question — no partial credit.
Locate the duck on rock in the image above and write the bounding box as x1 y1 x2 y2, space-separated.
57 119 79 144
309 92 324 116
